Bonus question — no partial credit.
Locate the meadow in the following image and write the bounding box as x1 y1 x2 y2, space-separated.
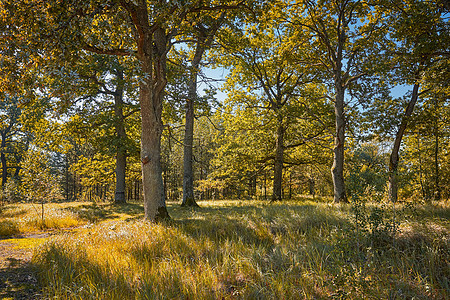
0 199 448 299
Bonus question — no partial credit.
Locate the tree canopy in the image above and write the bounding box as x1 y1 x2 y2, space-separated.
0 0 448 217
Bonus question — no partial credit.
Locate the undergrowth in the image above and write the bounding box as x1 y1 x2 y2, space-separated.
31 199 449 299
0 203 88 237
0 201 147 237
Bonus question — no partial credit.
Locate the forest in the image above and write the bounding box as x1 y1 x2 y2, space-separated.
0 0 449 299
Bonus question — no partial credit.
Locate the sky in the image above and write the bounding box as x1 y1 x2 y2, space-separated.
200 66 413 104
198 66 229 102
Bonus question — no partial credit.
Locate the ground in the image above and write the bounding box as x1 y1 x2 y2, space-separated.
0 200 448 299
0 234 49 300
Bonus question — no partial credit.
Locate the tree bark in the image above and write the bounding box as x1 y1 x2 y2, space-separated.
1 132 7 189
182 22 222 207
181 52 202 207
417 136 426 199
129 2 169 221
388 83 420 202
272 114 284 201
433 98 441 200
331 78 347 203
113 69 127 204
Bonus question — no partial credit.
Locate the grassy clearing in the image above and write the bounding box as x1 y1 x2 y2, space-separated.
0 202 145 237
1 236 48 250
0 203 83 237
31 199 449 299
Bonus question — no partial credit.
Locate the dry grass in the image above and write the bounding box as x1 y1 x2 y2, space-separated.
0 203 87 237
28 199 449 299
0 201 147 237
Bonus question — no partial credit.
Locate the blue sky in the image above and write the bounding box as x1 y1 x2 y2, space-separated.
201 66 412 103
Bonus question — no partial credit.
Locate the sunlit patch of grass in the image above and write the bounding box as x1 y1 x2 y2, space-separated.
66 202 144 223
1 237 48 249
0 202 146 238
0 203 88 237
32 199 449 299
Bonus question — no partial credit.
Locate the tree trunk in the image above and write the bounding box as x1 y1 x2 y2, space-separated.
137 19 169 220
388 83 419 202
417 136 426 199
1 132 7 188
331 82 347 203
288 171 292 199
182 22 222 207
264 170 267 200
272 114 284 201
182 58 200 207
433 98 441 200
308 175 315 198
114 69 127 204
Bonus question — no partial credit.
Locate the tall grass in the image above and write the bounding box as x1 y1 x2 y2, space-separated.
0 203 87 237
0 201 147 237
32 200 449 299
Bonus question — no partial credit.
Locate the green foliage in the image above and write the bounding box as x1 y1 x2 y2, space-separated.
70 153 115 202
21 147 63 203
346 143 388 199
3 178 24 203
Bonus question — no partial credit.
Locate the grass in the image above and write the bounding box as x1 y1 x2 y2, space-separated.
0 203 85 237
25 199 449 299
0 201 145 237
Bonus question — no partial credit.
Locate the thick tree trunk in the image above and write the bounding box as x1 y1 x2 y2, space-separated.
137 21 169 220
332 83 347 203
114 70 127 204
388 83 419 202
272 114 284 201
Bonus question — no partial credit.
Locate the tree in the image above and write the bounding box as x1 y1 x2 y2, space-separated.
179 13 224 207
4 0 245 220
52 54 140 204
0 96 21 188
287 0 385 203
0 96 35 197
373 0 449 202
216 7 331 201
21 147 62 222
400 66 450 201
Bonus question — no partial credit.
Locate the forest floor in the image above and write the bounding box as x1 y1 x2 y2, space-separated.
0 233 47 300
0 201 147 299
0 202 94 300
0 199 449 299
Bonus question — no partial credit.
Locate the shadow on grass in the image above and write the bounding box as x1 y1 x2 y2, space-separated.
109 203 145 221
66 202 144 223
0 258 40 300
412 203 450 221
33 244 134 299
0 220 21 238
0 207 28 218
171 201 350 247
170 200 317 220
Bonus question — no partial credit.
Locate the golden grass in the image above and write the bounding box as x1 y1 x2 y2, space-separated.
0 201 145 237
2 236 48 250
0 203 90 237
30 199 449 299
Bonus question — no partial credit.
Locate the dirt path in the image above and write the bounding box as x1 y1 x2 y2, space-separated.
0 235 49 300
